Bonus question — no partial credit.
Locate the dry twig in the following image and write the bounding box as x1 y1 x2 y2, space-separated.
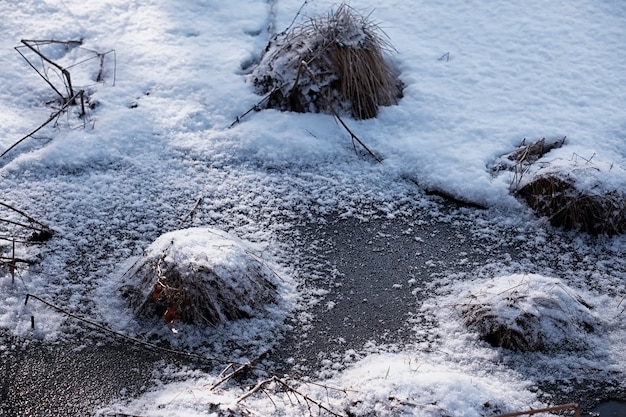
0 90 84 159
300 60 382 163
489 403 580 417
176 195 203 230
235 375 346 417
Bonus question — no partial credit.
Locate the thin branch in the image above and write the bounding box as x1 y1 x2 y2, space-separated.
618 295 626 316
215 362 235 380
235 375 345 416
489 403 580 417
300 61 382 163
0 90 83 159
273 377 345 417
24 293 243 366
14 46 66 101
10 238 15 283
236 376 276 403
0 235 39 244
284 0 309 34
0 217 50 233
19 39 79 100
0 257 34 265
211 362 251 390
20 39 83 47
176 196 202 230
229 88 277 128
289 60 305 100
96 53 106 82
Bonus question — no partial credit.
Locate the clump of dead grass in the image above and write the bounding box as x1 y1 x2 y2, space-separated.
120 228 279 329
516 174 626 235
491 136 566 189
460 275 598 352
493 137 626 235
249 3 403 119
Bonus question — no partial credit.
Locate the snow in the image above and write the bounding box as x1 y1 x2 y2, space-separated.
0 0 625 416
426 274 607 352
97 352 543 417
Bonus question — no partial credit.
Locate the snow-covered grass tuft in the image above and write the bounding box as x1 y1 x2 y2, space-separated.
458 274 599 352
492 138 626 234
120 228 281 330
249 2 402 119
88 227 298 359
515 157 626 235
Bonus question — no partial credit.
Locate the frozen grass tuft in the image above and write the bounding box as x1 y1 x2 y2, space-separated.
517 173 626 235
494 138 626 235
119 228 279 330
460 275 599 352
249 2 403 119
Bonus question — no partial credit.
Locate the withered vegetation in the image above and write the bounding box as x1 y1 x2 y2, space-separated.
249 3 403 120
120 230 279 329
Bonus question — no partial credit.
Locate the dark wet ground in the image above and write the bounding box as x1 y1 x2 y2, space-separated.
0 331 189 417
276 209 500 369
1 203 625 416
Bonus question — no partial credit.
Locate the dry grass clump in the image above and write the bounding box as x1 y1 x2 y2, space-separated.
493 137 626 235
507 137 566 166
249 3 403 119
120 228 279 328
491 136 565 186
463 300 584 352
460 275 597 352
516 174 626 235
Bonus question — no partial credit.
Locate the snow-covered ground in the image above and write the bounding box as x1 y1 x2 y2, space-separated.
1 0 625 416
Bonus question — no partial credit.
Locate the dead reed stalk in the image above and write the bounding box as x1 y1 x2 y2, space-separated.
0 90 84 159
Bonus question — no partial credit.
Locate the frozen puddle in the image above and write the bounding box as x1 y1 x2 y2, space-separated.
587 400 626 417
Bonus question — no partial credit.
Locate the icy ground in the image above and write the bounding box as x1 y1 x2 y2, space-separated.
0 0 625 416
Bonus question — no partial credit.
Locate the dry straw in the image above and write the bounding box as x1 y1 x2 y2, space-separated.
121 238 278 328
250 3 403 119
517 174 626 235
495 137 626 235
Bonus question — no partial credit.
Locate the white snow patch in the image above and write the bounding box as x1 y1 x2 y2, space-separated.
100 351 543 417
